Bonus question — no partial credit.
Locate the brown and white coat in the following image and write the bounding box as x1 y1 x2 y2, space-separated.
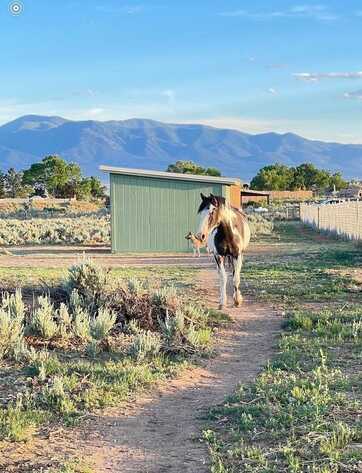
197 193 250 309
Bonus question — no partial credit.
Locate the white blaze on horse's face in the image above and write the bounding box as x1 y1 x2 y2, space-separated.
197 204 215 242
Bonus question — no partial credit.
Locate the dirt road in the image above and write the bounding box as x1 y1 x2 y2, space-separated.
0 243 282 268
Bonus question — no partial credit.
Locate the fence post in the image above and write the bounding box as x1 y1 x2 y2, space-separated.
317 206 320 230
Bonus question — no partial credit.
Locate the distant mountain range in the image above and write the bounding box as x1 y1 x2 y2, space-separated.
0 115 361 181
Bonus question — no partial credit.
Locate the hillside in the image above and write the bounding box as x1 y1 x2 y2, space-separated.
0 115 361 180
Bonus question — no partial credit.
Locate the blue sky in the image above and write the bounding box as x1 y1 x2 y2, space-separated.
1 0 362 142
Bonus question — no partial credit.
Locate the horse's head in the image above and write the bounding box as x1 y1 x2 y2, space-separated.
185 231 193 240
197 193 225 243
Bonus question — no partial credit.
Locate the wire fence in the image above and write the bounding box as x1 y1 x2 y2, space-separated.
300 201 362 241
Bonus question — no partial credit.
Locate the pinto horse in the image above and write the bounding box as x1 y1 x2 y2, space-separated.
197 193 250 309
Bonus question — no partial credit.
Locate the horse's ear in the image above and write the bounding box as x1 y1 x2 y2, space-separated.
200 193 207 201
210 194 219 207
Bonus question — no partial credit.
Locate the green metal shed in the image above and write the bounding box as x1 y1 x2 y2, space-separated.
100 165 241 253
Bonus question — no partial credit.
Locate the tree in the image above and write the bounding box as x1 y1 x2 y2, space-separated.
292 163 330 190
0 171 6 198
87 176 107 199
329 172 348 191
250 163 294 190
23 156 82 197
5 168 24 198
166 160 221 177
250 162 348 192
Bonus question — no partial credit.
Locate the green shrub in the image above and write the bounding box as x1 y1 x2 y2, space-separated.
158 310 185 346
72 307 91 341
247 213 274 236
0 289 26 360
57 303 72 338
90 308 116 341
30 295 58 339
186 325 212 351
127 278 146 296
26 349 63 380
40 376 76 416
0 402 36 442
1 288 25 319
129 330 162 361
152 285 179 311
65 259 112 314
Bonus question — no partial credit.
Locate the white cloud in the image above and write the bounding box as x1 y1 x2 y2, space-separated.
267 88 278 95
343 90 362 100
161 89 176 105
293 71 362 82
87 108 105 116
220 4 337 21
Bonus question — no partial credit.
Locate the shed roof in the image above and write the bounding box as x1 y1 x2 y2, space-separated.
100 165 241 186
240 189 271 197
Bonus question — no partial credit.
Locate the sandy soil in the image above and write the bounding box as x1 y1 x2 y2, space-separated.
1 269 280 473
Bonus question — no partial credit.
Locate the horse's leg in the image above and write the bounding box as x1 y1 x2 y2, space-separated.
216 256 227 309
197 246 200 257
233 253 243 307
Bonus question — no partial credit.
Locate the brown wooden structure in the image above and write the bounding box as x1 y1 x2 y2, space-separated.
240 189 271 207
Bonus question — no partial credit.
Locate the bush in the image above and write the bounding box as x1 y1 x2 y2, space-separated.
247 214 274 236
0 401 37 442
65 259 112 314
30 295 58 339
129 330 162 361
39 376 76 416
72 307 91 341
57 303 72 338
0 261 215 360
0 290 26 360
0 215 110 246
90 308 116 340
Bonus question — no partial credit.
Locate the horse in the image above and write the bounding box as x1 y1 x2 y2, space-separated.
196 193 250 309
185 231 205 257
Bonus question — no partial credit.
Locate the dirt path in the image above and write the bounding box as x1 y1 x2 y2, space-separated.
87 273 279 473
0 243 282 268
2 270 280 473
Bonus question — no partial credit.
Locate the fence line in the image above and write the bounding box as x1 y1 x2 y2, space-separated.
300 201 362 241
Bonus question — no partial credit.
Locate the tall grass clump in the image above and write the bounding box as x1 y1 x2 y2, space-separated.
0 289 26 360
129 329 162 361
30 295 58 339
0 400 39 442
90 308 116 340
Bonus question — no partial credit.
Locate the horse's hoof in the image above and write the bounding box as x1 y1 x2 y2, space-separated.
234 296 243 307
218 304 225 310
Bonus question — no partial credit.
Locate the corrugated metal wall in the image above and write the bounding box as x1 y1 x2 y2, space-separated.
110 173 225 252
